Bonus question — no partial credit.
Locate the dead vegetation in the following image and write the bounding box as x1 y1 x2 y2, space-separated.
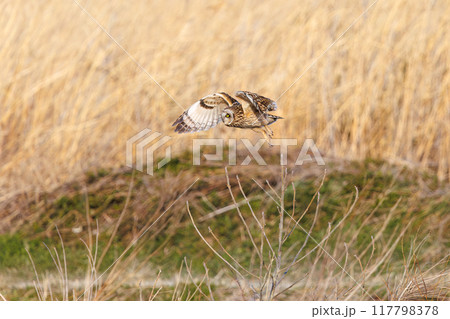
1 162 448 300
1 0 449 203
0 0 449 301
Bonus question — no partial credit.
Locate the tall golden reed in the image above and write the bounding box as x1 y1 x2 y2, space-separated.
1 0 449 199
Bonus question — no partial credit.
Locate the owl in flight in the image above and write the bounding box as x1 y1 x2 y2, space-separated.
172 91 282 143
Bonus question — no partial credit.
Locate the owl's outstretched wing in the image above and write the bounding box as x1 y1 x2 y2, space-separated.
235 91 277 114
172 92 238 133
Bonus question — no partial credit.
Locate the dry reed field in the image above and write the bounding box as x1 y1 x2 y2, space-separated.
1 0 449 196
0 0 449 301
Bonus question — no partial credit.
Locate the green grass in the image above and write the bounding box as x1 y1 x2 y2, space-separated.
0 158 448 300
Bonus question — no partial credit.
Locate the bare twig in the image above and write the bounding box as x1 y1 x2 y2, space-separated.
225 168 262 261
203 263 214 301
186 202 246 280
149 269 162 301
25 248 43 300
208 227 259 278
97 170 135 269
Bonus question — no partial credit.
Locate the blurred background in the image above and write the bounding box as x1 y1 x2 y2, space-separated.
0 0 448 300
1 0 449 196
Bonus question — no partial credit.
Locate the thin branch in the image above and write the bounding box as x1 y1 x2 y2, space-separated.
224 168 262 261
203 263 214 301
186 202 246 280
97 170 135 269
236 175 275 257
25 248 43 301
208 227 259 278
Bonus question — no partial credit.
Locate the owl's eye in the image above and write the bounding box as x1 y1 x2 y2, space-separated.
225 114 230 118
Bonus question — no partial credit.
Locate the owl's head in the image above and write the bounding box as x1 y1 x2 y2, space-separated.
221 108 235 125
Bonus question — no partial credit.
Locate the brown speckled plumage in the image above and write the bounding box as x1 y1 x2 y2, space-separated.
172 91 282 143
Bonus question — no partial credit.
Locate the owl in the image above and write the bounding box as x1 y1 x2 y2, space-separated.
172 91 283 143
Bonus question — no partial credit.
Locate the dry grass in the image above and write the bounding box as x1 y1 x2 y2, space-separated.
8 166 448 300
0 0 449 201
186 168 448 300
0 0 449 301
